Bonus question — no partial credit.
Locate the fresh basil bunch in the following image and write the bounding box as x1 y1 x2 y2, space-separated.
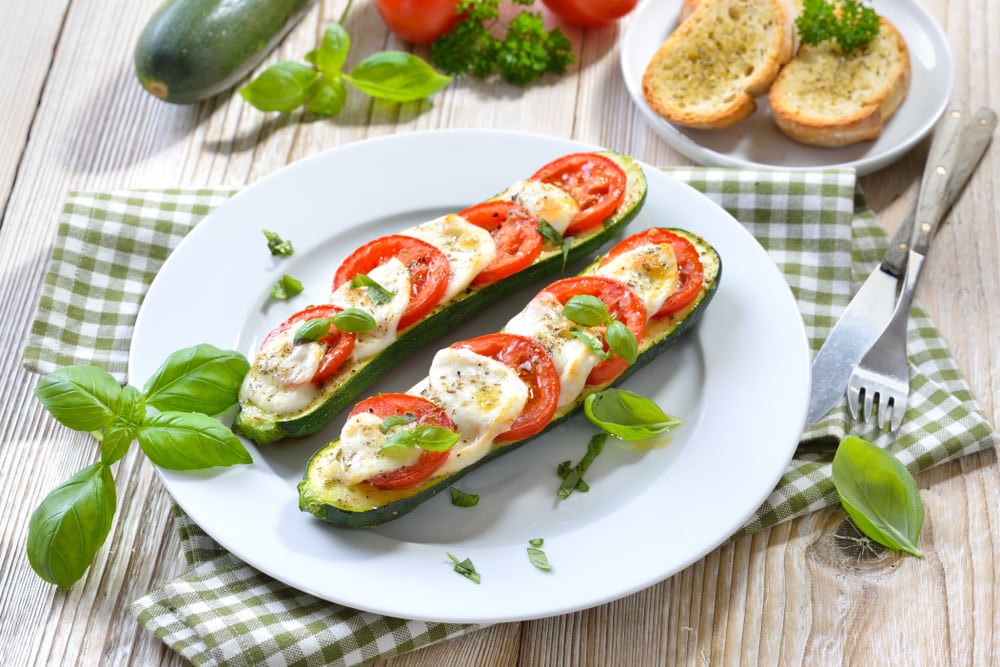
241 22 451 116
27 344 252 588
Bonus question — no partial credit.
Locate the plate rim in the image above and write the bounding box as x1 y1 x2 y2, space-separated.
128 129 810 623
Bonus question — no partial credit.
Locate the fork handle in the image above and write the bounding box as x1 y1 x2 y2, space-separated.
909 106 998 257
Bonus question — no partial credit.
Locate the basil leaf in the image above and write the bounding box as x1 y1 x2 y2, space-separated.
26 463 116 588
557 433 607 499
312 22 351 76
563 294 611 327
527 547 553 572
450 487 480 507
832 436 925 558
350 274 395 304
34 366 122 432
605 320 638 363
344 51 452 102
381 424 461 453
536 219 563 245
143 344 249 415
332 308 377 333
270 274 304 300
100 385 145 465
380 412 417 433
294 317 333 344
307 77 347 116
569 327 611 360
262 229 294 256
137 412 252 471
240 61 321 112
584 388 681 441
529 537 544 547
447 553 481 584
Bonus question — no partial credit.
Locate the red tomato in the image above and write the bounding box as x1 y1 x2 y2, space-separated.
452 333 560 443
459 201 543 286
541 0 640 28
374 0 463 45
530 153 627 236
333 235 450 331
543 276 646 386
261 304 356 384
600 228 705 318
353 393 455 489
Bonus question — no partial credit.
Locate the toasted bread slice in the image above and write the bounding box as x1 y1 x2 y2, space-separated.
641 0 797 130
768 17 911 147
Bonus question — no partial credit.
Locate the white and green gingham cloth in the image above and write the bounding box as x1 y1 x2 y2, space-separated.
23 169 998 666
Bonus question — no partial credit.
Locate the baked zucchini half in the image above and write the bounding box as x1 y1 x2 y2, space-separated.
233 152 647 445
299 228 721 528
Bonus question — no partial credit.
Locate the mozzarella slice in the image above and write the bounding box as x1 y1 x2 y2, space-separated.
239 327 323 415
498 179 580 235
325 411 422 486
503 292 601 408
415 347 529 476
594 243 679 317
329 257 411 360
401 214 496 302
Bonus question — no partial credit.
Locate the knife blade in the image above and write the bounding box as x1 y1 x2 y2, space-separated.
805 106 997 426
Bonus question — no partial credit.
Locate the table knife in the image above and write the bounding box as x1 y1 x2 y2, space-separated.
805 106 997 426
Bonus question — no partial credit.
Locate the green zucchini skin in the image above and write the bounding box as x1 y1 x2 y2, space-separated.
134 0 315 104
298 229 721 529
233 152 648 445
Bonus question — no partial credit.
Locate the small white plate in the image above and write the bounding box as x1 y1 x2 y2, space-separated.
620 0 955 175
130 130 810 623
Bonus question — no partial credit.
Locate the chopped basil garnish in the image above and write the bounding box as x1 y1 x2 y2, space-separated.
832 435 925 557
380 424 460 454
270 274 303 300
528 537 544 547
557 432 607 499
293 317 333 344
447 553 481 584
332 307 377 333
569 328 611 360
379 412 417 433
527 547 553 572
262 229 294 256
449 487 480 507
537 219 570 268
584 388 681 441
349 274 395 304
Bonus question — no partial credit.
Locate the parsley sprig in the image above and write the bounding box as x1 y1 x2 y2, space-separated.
796 0 881 52
430 0 575 86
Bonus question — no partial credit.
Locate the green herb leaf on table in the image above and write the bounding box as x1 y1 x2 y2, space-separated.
309 22 351 76
344 52 452 103
584 388 682 441
143 344 250 415
100 386 145 465
138 411 252 471
796 0 881 52
557 432 607 499
26 462 116 588
34 366 123 432
239 61 321 112
270 274 304 300
832 435 925 557
306 79 348 116
447 553 481 584
262 229 294 256
450 487 480 507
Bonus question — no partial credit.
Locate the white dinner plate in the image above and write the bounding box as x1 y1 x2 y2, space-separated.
620 0 955 175
129 130 810 623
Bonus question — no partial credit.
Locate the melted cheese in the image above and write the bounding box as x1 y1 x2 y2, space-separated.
239 327 323 415
326 412 422 486
498 180 580 235
329 257 411 360
594 243 679 316
503 292 602 408
401 214 495 302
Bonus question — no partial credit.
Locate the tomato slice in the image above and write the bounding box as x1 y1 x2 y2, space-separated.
542 276 647 386
601 228 705 318
353 393 455 490
530 153 627 236
459 201 543 286
333 234 450 331
261 304 356 384
452 333 560 443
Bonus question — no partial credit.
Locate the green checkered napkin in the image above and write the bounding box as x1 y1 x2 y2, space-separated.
23 170 997 666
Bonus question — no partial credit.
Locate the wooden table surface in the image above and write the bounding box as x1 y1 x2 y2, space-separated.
2 1 997 664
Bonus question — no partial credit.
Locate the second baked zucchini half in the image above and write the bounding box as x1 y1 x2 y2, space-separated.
234 152 647 445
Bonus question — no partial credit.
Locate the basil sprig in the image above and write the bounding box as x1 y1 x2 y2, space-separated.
293 308 377 344
28 344 252 588
241 22 450 117
584 388 682 441
349 274 395 304
562 295 638 363
380 424 461 454
832 436 925 557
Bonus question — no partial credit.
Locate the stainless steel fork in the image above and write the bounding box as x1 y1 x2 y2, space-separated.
847 105 998 430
